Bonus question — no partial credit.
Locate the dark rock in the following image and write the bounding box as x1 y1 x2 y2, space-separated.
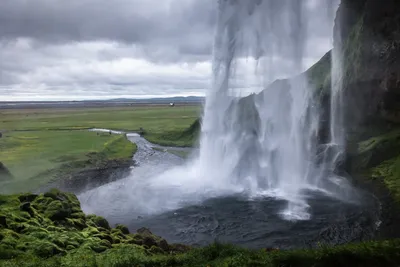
142 236 157 248
18 194 38 203
45 200 72 221
157 239 169 251
0 215 7 228
19 202 34 217
87 215 111 230
137 227 153 236
116 224 130 234
128 238 143 246
334 0 400 135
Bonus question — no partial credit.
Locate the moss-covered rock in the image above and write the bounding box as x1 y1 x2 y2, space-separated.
0 189 184 261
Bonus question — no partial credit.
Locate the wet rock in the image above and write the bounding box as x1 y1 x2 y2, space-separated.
116 224 130 234
18 194 38 203
142 236 157 248
87 215 111 230
137 227 153 236
157 239 169 251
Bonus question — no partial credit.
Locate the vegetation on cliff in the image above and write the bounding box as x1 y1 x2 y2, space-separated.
143 118 201 147
1 189 400 267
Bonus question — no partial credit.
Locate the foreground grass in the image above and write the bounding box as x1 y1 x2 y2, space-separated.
1 189 400 267
0 131 136 193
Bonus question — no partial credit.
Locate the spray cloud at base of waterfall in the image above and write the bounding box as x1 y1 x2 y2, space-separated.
194 0 353 220
80 0 358 223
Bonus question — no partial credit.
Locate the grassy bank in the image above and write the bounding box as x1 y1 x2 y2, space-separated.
144 118 201 147
0 131 136 194
0 189 399 267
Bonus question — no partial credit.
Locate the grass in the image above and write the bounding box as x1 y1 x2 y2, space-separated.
144 118 201 147
0 106 201 140
371 155 400 202
1 189 400 267
4 241 400 267
0 131 136 194
0 105 200 192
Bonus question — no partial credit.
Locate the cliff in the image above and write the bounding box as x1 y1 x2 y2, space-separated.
334 0 400 200
335 0 400 135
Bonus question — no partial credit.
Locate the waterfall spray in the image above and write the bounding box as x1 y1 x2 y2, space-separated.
197 0 349 220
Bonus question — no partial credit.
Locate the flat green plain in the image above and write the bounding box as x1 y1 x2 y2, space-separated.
0 105 201 133
0 105 201 193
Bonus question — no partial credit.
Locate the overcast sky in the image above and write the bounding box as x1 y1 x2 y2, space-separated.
0 0 338 101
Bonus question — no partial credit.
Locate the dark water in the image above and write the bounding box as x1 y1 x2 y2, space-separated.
79 133 381 249
125 191 379 249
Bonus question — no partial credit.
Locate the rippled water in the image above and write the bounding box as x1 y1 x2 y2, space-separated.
127 192 379 249
79 134 381 249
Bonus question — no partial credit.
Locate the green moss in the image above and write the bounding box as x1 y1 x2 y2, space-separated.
115 224 130 234
371 155 400 202
45 200 71 221
86 215 110 230
352 129 400 172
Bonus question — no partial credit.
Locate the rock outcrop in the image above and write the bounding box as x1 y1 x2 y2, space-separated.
335 0 400 137
333 0 400 205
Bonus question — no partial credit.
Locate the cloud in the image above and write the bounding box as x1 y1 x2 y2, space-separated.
0 0 339 101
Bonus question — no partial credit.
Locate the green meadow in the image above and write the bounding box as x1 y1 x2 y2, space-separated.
0 105 200 193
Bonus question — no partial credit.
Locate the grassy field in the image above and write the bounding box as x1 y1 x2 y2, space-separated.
0 105 200 193
0 105 201 138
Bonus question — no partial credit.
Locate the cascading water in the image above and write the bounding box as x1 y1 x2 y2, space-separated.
197 0 346 220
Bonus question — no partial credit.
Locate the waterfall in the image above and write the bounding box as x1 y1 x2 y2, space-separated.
197 0 347 220
329 8 345 167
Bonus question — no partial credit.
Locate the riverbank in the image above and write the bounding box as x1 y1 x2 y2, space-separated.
1 189 400 267
0 131 136 194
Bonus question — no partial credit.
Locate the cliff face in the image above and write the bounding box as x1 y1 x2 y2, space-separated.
335 0 400 204
335 0 400 137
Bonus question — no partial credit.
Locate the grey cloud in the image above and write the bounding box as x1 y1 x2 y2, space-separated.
0 0 339 101
0 0 217 61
